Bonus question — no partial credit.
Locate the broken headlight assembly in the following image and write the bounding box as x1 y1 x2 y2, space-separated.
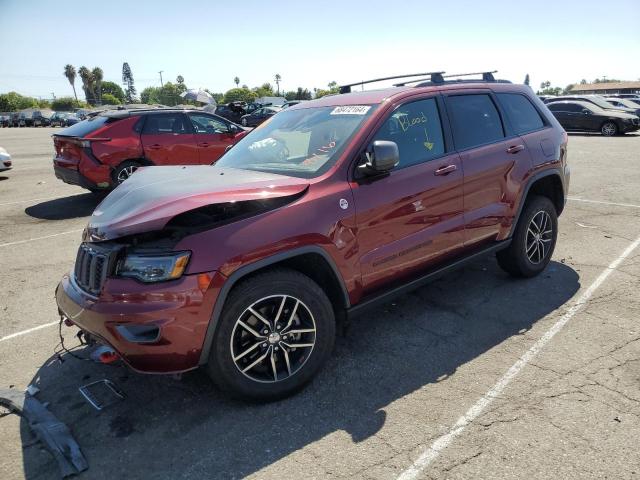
116 251 190 283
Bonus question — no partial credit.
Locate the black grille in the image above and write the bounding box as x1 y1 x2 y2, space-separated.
74 244 110 295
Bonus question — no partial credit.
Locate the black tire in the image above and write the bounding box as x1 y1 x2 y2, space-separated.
497 195 558 278
207 268 336 401
112 160 141 185
601 121 618 136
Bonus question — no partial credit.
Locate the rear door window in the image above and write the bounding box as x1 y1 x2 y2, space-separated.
446 94 505 150
142 114 189 134
372 98 445 168
497 93 545 134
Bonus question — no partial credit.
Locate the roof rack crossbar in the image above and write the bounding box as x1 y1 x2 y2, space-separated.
394 70 499 86
339 72 444 94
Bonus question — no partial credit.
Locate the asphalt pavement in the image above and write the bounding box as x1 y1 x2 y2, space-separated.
0 127 639 479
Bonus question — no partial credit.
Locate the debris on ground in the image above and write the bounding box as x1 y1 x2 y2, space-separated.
0 388 88 478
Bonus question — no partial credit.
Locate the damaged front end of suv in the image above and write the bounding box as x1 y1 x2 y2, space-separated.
56 164 312 374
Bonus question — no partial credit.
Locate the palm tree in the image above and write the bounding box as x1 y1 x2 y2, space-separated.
234 76 240 87
274 74 281 96
64 64 78 101
78 66 94 105
92 67 104 105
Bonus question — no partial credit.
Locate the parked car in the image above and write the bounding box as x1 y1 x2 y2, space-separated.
544 95 637 116
608 94 640 100
240 106 282 126
52 108 248 192
0 115 9 127
0 147 12 172
603 98 640 116
64 113 81 127
214 102 248 123
50 112 68 127
547 100 640 135
55 72 570 401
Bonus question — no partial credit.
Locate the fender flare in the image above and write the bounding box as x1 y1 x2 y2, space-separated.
198 245 350 365
508 168 565 238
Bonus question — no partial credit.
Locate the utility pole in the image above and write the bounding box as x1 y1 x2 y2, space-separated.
159 71 164 88
51 92 56 100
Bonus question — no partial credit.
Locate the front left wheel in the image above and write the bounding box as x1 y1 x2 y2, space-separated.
207 269 336 401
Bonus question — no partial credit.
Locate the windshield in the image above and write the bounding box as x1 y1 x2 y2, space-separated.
216 105 375 178
588 96 620 109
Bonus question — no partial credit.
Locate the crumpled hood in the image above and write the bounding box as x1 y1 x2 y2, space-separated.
86 166 309 241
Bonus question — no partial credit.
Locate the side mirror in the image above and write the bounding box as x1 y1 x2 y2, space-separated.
359 140 399 175
582 109 591 115
228 124 240 134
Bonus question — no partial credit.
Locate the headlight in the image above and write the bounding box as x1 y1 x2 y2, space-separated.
117 251 190 283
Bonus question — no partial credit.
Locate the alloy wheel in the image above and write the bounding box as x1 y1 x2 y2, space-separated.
116 165 138 183
525 210 553 264
601 122 617 136
230 295 316 383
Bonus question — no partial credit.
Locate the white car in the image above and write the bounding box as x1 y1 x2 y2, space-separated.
0 147 12 172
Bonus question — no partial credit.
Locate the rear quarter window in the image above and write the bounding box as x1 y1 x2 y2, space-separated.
59 116 111 137
497 93 545 134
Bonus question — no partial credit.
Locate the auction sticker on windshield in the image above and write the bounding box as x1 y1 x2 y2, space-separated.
330 106 371 115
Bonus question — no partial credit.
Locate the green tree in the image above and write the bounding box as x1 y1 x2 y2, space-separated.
122 62 137 103
314 81 340 99
64 64 78 101
0 92 39 111
100 81 125 102
78 66 95 105
51 96 87 111
253 82 274 98
274 74 281 96
92 67 104 104
140 86 161 104
101 93 121 105
234 76 240 87
223 87 256 103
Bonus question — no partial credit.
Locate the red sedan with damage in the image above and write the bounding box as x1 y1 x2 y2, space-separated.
53 108 248 192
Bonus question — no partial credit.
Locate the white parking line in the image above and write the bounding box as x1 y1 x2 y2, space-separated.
0 321 59 342
397 233 640 480
568 197 640 209
0 228 83 248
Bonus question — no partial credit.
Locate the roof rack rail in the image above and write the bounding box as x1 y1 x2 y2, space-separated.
394 70 508 87
339 72 444 94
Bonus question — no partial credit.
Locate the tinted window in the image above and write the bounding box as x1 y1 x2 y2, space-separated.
59 115 111 137
497 93 544 134
447 94 504 149
142 114 188 134
372 98 445 168
189 114 229 134
551 103 582 113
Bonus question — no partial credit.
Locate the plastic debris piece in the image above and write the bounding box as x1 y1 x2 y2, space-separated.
0 388 88 478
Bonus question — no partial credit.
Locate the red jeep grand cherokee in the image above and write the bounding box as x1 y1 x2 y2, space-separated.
56 72 570 400
53 108 248 191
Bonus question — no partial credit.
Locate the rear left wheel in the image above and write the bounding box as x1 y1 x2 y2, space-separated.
497 195 558 278
207 269 336 401
112 161 141 185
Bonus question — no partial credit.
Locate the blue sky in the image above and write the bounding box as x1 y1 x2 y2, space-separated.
0 0 638 100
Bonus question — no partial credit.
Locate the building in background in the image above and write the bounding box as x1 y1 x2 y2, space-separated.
569 81 640 95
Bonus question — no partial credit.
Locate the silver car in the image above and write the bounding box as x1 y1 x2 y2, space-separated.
0 146 12 172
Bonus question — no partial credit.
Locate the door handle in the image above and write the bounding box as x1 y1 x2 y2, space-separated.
434 164 457 176
197 142 211 147
147 144 162 150
506 144 525 154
